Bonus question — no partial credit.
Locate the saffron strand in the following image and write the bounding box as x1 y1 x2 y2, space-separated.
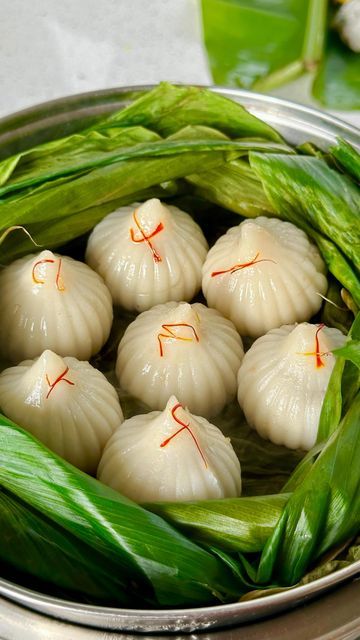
32 259 55 284
157 323 199 357
46 366 75 399
130 209 164 263
160 403 207 468
211 252 276 277
301 324 328 369
32 257 65 291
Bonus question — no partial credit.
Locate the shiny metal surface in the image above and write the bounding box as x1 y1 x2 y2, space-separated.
1 578 360 640
0 561 360 633
0 86 359 635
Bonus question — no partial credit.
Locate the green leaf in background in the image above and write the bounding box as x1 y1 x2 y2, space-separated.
201 1 360 109
0 414 241 607
313 31 360 110
201 0 310 89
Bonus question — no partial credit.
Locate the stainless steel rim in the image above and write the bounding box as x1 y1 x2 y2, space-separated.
0 560 359 632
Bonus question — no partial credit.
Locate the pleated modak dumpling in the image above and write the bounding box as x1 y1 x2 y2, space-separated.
0 249 113 363
237 323 346 450
98 395 241 502
202 217 328 338
116 301 244 417
0 350 123 473
85 198 208 312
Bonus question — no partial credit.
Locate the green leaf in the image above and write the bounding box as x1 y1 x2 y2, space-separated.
313 31 360 110
102 82 282 142
257 392 360 585
0 414 240 607
250 152 360 306
0 184 181 264
146 494 288 554
0 126 160 197
186 158 274 217
333 340 360 369
317 312 360 443
0 487 133 604
250 153 360 268
0 126 288 200
201 0 310 89
330 138 360 183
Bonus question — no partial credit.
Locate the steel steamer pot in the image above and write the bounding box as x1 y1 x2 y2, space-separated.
0 87 359 638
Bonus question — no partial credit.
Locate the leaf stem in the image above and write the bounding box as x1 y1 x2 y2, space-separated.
253 60 304 92
302 0 328 69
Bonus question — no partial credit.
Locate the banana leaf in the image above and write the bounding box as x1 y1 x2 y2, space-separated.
0 414 242 607
330 138 360 183
0 487 134 604
0 125 289 200
0 184 182 264
201 0 311 89
101 82 282 142
249 153 360 268
0 126 160 195
313 31 360 110
249 152 360 305
257 392 360 585
186 158 275 217
201 1 359 109
0 129 290 264
146 494 288 554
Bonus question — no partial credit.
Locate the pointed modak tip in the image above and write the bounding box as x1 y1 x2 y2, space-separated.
135 198 168 224
164 395 191 417
239 219 277 253
31 349 68 377
166 302 200 325
284 323 325 350
34 249 57 262
165 394 182 412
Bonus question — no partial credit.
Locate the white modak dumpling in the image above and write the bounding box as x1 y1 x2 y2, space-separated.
237 323 346 450
202 217 328 337
85 198 208 312
98 395 241 502
0 249 113 363
0 350 123 473
116 301 244 417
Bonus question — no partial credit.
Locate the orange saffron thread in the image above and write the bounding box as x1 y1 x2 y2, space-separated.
32 258 65 291
130 209 164 263
160 402 207 468
211 252 276 277
157 323 199 357
55 258 65 291
32 259 55 284
45 366 75 399
300 324 329 369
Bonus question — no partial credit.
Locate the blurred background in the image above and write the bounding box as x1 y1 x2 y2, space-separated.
0 0 359 122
